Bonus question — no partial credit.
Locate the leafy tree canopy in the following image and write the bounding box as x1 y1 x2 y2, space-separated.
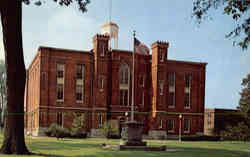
193 0 250 50
21 0 90 13
238 74 250 118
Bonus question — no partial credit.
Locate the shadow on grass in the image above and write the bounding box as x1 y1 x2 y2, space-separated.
31 152 68 157
71 147 250 157
28 142 250 157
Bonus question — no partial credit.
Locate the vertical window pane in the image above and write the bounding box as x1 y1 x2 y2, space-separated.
184 93 190 108
120 90 123 106
124 90 128 106
125 69 128 84
168 92 175 107
185 74 191 88
168 72 175 87
184 119 190 132
57 112 63 126
159 80 164 95
167 119 174 131
57 84 63 100
76 85 83 101
76 64 83 79
57 64 64 78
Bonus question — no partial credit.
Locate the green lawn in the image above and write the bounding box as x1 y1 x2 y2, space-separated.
0 135 250 157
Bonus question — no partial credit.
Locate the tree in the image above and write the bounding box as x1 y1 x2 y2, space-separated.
221 122 250 141
0 0 90 154
71 112 86 137
238 74 250 119
192 0 250 50
0 60 6 127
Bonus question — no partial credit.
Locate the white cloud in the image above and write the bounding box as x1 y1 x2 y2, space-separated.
22 5 102 67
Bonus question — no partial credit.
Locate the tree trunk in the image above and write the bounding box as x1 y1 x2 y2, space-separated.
0 0 30 154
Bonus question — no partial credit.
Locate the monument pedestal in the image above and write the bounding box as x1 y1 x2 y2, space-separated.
122 120 147 146
120 120 166 151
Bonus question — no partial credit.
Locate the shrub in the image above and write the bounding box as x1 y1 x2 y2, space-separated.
181 135 221 141
45 123 70 139
221 122 250 141
70 112 87 138
102 121 119 138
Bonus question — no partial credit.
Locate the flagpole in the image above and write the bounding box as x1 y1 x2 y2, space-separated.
131 30 135 122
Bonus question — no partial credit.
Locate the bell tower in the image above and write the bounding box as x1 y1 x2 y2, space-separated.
101 22 119 49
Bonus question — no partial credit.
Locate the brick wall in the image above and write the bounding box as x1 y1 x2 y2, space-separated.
24 34 207 137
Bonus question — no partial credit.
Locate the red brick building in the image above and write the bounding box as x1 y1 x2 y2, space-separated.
24 25 207 138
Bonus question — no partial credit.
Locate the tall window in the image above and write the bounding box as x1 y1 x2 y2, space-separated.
139 75 145 87
76 85 83 101
184 74 191 108
120 63 130 106
76 64 84 103
168 72 175 108
56 63 64 102
57 84 64 100
159 80 164 95
99 76 105 89
159 119 163 129
98 113 103 128
120 90 128 106
100 45 105 57
76 64 83 79
57 64 64 78
57 112 63 126
160 53 164 62
141 91 144 107
185 74 191 88
184 119 190 133
167 119 175 132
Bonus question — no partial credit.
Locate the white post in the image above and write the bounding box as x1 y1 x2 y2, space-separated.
179 114 182 142
131 31 135 122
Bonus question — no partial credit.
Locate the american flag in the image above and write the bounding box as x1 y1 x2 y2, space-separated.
134 37 150 55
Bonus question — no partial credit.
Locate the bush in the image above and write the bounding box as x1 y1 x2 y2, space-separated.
70 112 87 139
45 123 70 138
181 135 221 141
221 122 250 141
102 121 119 138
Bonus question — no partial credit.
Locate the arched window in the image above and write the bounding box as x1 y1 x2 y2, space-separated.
120 63 130 106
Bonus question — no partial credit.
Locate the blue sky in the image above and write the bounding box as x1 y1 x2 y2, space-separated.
0 0 249 109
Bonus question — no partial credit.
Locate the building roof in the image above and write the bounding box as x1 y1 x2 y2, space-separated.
101 21 119 28
38 46 91 54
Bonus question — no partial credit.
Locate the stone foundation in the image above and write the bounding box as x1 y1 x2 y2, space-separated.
148 130 167 140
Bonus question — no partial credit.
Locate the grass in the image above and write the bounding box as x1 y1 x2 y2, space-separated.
0 135 249 157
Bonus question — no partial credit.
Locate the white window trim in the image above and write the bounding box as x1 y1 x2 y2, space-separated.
76 65 84 103
167 119 175 133
56 63 65 102
159 119 163 129
160 53 164 62
159 80 164 96
184 119 191 133
142 91 144 107
119 63 130 106
98 113 103 128
168 92 175 108
184 92 191 109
